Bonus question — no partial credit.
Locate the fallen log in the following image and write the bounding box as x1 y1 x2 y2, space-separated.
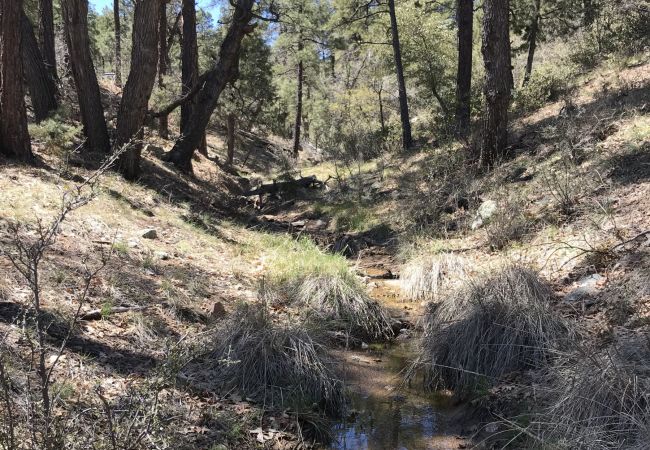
243 175 323 196
80 305 150 321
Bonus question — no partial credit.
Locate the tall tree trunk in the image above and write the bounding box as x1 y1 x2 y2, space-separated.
114 0 122 86
0 0 33 161
158 2 169 138
226 113 235 165
38 0 57 80
387 0 412 150
292 52 303 157
165 0 255 173
22 11 58 122
180 0 207 157
522 0 541 86
455 0 473 137
62 0 111 153
480 0 512 168
115 0 161 180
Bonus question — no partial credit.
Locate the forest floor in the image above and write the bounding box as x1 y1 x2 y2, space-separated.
0 57 649 449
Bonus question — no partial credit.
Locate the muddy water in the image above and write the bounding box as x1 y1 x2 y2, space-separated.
329 280 469 450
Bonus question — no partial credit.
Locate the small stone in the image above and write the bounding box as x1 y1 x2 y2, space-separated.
291 220 306 227
155 251 170 260
140 228 158 239
361 342 369 349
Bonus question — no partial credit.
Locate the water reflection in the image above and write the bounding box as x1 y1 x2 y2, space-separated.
330 344 465 450
332 393 440 449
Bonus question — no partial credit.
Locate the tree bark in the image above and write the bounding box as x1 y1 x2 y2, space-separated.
114 0 122 86
165 0 255 173
292 53 303 158
387 0 412 150
22 11 58 122
226 113 235 165
38 0 57 80
0 0 33 161
62 0 111 153
455 0 473 137
522 0 541 86
115 0 161 180
180 0 207 156
480 0 512 168
158 2 169 138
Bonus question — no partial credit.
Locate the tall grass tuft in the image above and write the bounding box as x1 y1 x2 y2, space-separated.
259 234 393 340
531 350 650 449
412 266 573 398
207 304 345 414
400 253 467 302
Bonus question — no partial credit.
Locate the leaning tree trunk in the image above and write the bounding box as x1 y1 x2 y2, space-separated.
114 0 122 86
388 0 412 150
180 0 207 157
158 1 169 138
455 0 473 137
22 11 58 122
61 0 111 153
522 0 541 86
115 0 161 180
480 0 512 168
165 0 255 173
0 0 33 161
39 0 57 80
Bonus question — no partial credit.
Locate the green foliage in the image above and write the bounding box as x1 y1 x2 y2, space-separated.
28 116 82 156
515 62 576 112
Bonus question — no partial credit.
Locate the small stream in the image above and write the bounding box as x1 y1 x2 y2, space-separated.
329 343 469 450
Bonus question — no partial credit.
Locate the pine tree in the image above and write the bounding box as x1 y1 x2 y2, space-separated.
0 0 33 161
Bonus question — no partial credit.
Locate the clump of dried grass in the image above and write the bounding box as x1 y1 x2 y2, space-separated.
531 346 650 449
208 304 345 414
412 266 572 398
290 274 394 340
400 253 467 302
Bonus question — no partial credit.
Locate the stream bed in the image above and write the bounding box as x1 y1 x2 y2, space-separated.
329 343 469 450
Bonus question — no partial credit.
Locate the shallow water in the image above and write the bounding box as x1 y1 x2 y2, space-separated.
329 343 467 450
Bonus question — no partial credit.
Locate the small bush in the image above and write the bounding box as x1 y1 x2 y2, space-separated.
413 266 572 398
515 63 576 112
207 304 345 414
28 116 82 155
534 350 650 449
400 252 467 302
484 195 535 250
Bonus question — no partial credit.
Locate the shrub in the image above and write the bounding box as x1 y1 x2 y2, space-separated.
515 63 576 112
484 194 535 250
400 252 467 302
28 116 82 156
206 304 345 414
412 266 572 398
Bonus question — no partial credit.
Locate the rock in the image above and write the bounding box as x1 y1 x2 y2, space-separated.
290 220 306 227
211 302 227 320
565 273 605 303
140 228 158 239
471 200 498 230
155 251 170 260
